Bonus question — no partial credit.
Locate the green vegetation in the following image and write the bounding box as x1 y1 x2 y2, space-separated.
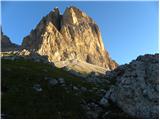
2 58 130 119
1 59 102 118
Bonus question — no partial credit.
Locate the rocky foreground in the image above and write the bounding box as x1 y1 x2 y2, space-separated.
1 53 159 119
100 54 159 118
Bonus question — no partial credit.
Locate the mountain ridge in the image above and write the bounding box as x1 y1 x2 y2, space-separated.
21 6 117 70
1 31 20 52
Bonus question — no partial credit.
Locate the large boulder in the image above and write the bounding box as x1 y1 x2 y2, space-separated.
101 54 159 118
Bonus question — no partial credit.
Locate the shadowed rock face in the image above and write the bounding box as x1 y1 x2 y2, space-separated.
1 31 19 52
101 54 159 118
21 6 117 70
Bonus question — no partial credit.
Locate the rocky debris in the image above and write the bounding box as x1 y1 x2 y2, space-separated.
80 87 87 92
81 101 103 119
58 78 65 84
1 31 20 52
33 84 43 92
18 49 31 56
101 54 159 118
55 56 109 76
73 86 79 91
44 77 66 86
87 76 101 83
44 77 59 86
1 50 52 66
49 79 58 86
21 6 117 70
67 68 87 78
99 97 109 107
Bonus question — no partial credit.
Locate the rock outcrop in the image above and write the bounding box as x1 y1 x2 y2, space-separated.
1 31 19 52
21 6 117 70
101 54 159 118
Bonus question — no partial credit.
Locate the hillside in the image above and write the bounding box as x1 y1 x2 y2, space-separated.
1 58 129 119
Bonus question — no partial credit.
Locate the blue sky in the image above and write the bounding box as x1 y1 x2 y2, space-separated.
1 1 158 65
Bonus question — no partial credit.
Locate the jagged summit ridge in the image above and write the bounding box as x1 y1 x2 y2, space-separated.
22 6 117 70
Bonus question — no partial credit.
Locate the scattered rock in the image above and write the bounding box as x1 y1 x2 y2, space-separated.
85 102 103 118
99 97 109 107
73 86 79 91
49 79 58 86
80 87 87 92
33 84 43 92
18 49 30 56
58 78 65 84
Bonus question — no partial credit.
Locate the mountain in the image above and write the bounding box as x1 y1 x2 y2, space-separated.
21 6 117 70
1 5 158 119
1 31 20 52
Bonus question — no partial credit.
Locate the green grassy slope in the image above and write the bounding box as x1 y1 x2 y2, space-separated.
1 58 131 119
1 59 103 118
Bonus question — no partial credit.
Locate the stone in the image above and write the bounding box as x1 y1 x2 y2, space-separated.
85 102 103 118
80 87 87 92
49 79 58 86
102 54 159 119
73 86 79 91
58 78 65 84
99 97 109 107
104 89 112 99
102 111 110 118
18 49 31 56
44 77 58 86
33 84 43 92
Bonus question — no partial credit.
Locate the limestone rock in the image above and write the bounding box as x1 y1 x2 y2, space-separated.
60 60 108 76
100 97 109 107
58 78 65 84
49 79 58 86
102 54 159 118
18 49 31 56
33 84 43 92
21 6 117 71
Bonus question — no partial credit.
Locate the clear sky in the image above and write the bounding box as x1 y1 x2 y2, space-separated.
1 1 158 65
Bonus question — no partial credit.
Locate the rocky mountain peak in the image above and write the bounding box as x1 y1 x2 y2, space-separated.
21 6 117 71
63 6 93 26
1 31 19 52
1 31 12 45
53 7 60 14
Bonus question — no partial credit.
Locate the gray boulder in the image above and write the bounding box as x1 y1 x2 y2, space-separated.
49 79 58 86
33 84 43 92
58 78 65 84
102 54 159 118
